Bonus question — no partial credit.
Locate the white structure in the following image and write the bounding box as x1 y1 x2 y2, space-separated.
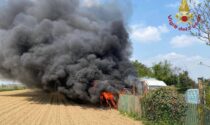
139 78 167 90
0 80 20 85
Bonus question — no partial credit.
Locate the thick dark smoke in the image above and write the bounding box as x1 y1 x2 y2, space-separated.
0 0 139 103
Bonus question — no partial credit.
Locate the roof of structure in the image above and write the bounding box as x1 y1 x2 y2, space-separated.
139 78 167 87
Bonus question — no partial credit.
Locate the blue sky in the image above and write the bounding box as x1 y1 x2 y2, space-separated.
0 0 209 82
81 0 210 80
129 0 210 80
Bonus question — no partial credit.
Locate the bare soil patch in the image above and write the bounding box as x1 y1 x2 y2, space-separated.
0 90 143 125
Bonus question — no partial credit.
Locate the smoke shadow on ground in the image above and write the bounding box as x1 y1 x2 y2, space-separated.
0 90 114 111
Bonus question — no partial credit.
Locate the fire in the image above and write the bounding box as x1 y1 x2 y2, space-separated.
100 92 117 109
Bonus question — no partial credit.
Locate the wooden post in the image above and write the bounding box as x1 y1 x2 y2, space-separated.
198 77 204 125
132 84 136 95
143 81 148 95
198 78 205 105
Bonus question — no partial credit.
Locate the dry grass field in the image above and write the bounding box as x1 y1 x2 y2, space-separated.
0 90 143 125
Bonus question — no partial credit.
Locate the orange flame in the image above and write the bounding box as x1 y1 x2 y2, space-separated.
100 92 117 109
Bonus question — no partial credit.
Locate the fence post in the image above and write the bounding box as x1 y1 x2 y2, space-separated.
198 77 204 125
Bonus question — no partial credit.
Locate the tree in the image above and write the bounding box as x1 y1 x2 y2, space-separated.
177 71 196 92
190 0 210 45
132 60 196 92
132 60 152 77
152 61 196 91
152 61 176 85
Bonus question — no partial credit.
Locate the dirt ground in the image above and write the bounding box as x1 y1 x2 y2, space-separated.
0 90 143 125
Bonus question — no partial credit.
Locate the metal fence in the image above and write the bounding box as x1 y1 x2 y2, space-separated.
118 94 142 117
184 104 200 125
204 106 210 125
118 94 201 125
118 94 209 125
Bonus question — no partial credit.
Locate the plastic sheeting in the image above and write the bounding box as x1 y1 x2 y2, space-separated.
185 89 200 104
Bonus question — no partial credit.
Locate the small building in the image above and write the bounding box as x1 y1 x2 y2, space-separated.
139 78 167 93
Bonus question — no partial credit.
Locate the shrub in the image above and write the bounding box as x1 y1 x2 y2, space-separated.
205 86 210 108
119 110 141 121
0 84 26 92
142 87 187 124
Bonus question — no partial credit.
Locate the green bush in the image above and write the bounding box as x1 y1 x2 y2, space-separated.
205 86 210 108
119 110 141 121
142 87 187 124
0 84 26 92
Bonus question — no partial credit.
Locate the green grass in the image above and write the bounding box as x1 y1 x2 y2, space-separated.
119 110 141 121
142 119 182 125
119 110 179 125
0 88 23 92
0 84 26 92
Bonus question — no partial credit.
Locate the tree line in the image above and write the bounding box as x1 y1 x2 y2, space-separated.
132 60 196 93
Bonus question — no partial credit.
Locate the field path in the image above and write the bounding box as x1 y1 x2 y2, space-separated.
0 90 143 125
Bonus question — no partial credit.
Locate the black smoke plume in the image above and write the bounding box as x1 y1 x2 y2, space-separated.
0 0 138 103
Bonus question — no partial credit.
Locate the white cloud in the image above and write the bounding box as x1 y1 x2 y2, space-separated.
166 2 179 8
166 0 202 9
190 0 202 4
130 24 169 43
170 35 203 48
132 52 210 80
81 0 99 7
